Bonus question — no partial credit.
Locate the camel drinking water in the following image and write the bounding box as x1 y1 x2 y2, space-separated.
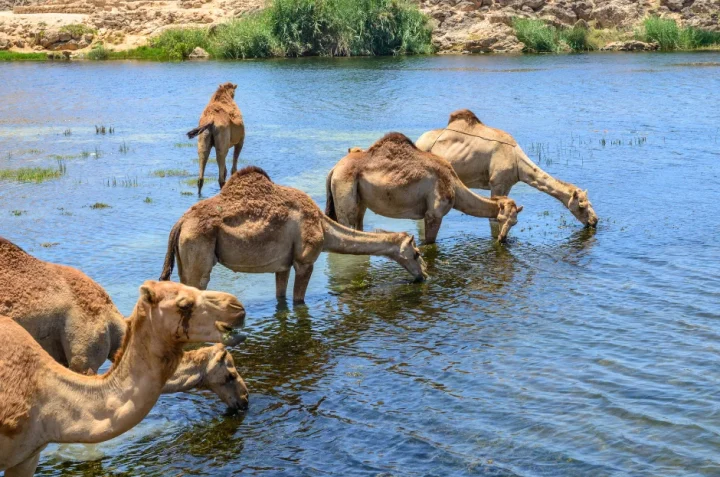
0 237 249 411
416 109 598 228
0 280 245 477
325 132 523 244
159 166 427 303
187 82 246 195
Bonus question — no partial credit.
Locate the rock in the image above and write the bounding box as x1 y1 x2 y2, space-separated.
188 46 209 59
0 35 10 51
601 40 660 51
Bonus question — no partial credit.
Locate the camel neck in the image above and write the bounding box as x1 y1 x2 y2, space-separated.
452 182 500 218
516 147 574 205
321 216 401 257
42 307 182 444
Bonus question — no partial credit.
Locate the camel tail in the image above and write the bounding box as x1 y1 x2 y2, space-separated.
160 219 183 281
187 122 214 139
325 168 337 220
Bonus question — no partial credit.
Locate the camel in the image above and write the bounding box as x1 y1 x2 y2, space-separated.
0 237 248 411
416 109 598 228
0 280 245 476
325 132 523 244
159 166 427 303
187 82 246 195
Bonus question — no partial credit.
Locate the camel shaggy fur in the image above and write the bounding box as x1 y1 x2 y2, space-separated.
326 133 523 243
160 166 427 303
187 82 246 195
0 280 245 477
0 237 248 411
416 109 598 228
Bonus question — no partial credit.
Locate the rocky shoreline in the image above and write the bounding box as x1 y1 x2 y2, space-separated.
0 0 718 56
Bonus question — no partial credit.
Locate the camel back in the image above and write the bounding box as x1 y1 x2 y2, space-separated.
446 119 517 147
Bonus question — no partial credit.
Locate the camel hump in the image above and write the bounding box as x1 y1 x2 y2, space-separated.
448 109 482 126
222 165 273 194
447 109 517 147
234 165 271 181
367 132 418 154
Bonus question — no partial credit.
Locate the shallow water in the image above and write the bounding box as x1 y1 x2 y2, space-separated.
1 52 720 476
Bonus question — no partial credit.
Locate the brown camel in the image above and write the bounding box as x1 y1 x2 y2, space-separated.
416 109 598 228
187 82 246 195
0 237 248 411
0 280 245 477
325 132 523 244
160 166 427 303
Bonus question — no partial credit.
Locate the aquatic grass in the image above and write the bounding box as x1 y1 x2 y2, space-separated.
105 176 139 187
0 160 67 183
0 51 47 61
181 191 194 196
87 45 109 60
41 242 59 247
184 177 199 187
63 129 72 136
106 46 174 61
89 202 111 209
144 196 153 203
11 210 26 216
559 25 593 52
119 141 130 154
513 18 559 53
636 17 720 51
174 142 195 148
152 169 192 177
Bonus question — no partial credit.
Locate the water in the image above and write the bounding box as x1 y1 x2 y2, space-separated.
1 52 719 476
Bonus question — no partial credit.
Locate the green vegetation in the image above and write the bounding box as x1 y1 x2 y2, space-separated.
152 169 192 177
0 51 47 61
637 16 720 50
105 176 139 187
90 0 433 61
89 202 111 209
59 24 96 36
513 16 720 53
11 210 26 216
119 141 130 154
181 191 194 196
0 161 66 183
174 142 195 148
144 196 153 203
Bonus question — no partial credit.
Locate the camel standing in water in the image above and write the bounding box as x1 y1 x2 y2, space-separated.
187 82 245 195
0 281 245 477
416 109 598 228
0 237 248 411
160 166 427 303
325 133 523 244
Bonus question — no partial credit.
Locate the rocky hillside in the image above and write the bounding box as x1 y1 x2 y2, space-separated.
418 0 719 53
0 0 718 54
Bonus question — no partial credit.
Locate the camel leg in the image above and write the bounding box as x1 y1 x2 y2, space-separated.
5 450 42 477
231 142 243 175
275 269 290 299
178 238 217 290
489 182 512 239
424 214 443 245
197 133 212 196
216 145 229 189
356 204 367 231
292 262 314 304
333 183 361 229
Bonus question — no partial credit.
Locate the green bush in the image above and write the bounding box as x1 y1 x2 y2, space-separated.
560 25 593 52
0 51 47 61
211 12 280 59
149 28 210 60
679 26 720 49
513 18 558 53
60 23 96 36
87 44 109 60
640 16 680 50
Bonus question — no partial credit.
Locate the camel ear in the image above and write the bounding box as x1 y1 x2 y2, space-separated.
232 83 238 90
210 348 229 367
517 205 523 213
139 282 158 305
572 190 579 199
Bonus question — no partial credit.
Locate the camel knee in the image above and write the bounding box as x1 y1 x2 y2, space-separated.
197 177 204 195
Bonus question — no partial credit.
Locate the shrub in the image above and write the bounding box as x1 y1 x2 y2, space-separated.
513 18 558 53
87 44 109 60
640 16 680 50
149 28 210 60
211 11 280 59
60 23 96 36
560 25 593 52
678 26 720 49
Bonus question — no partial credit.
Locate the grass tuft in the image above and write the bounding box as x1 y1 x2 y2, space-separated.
152 169 192 177
513 18 559 53
89 202 111 209
0 51 47 61
0 160 66 183
60 24 96 36
637 16 720 51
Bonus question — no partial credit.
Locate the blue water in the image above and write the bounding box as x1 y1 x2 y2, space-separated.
1 52 719 476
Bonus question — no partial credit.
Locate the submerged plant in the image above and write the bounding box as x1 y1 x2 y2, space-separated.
89 202 111 209
152 169 192 177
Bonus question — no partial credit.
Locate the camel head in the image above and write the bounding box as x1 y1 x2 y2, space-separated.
567 189 598 228
495 197 523 243
395 233 427 282
348 146 364 153
219 82 238 99
138 281 246 346
203 344 249 413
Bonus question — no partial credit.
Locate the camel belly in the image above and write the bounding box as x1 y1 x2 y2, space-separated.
433 135 494 188
358 180 429 220
216 224 295 273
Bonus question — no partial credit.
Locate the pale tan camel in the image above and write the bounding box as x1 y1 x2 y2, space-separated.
416 109 598 228
0 237 248 411
160 166 427 303
325 132 523 244
187 82 246 195
0 280 245 477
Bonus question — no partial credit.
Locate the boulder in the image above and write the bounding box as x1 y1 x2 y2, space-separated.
188 46 209 59
601 40 660 51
